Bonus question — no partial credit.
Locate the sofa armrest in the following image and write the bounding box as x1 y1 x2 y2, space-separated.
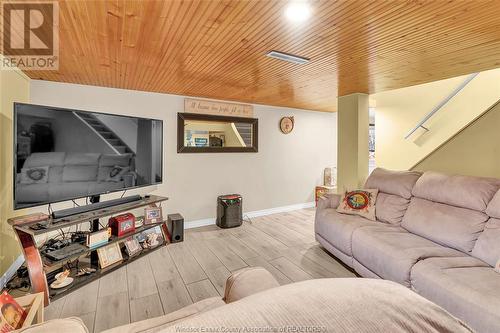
317 193 342 210
223 267 280 303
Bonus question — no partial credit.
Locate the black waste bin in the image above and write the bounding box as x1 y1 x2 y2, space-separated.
216 194 242 228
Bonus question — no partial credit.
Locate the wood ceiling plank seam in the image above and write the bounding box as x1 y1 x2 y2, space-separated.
145 0 203 90
23 0 500 113
60 1 94 86
139 0 201 89
168 0 344 91
124 0 152 90
154 0 271 91
82 1 106 87
147 0 231 92
179 1 402 96
142 0 183 88
214 2 488 96
161 0 272 80
216 0 468 88
137 0 178 90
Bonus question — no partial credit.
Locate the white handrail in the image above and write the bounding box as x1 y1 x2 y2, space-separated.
404 72 479 139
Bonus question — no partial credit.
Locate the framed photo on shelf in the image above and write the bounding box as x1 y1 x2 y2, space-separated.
137 226 163 249
144 206 162 224
97 243 123 268
124 238 142 257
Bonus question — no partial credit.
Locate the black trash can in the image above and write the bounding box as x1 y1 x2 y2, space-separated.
216 194 242 228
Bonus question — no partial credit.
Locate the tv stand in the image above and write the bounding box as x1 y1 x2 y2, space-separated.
8 195 170 306
51 195 143 219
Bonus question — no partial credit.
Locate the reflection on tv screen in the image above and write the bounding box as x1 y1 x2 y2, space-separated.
14 103 163 209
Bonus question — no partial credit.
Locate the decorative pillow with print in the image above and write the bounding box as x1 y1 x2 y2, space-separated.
19 166 49 184
106 165 130 182
336 189 379 221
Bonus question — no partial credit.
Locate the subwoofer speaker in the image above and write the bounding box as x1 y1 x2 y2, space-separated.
167 213 184 243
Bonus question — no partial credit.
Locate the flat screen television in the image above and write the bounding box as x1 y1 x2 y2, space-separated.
14 103 163 209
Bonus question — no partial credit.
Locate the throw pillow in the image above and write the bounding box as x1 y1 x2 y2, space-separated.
336 189 379 221
20 166 49 184
106 165 130 182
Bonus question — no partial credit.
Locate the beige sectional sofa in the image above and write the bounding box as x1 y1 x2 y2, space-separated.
315 168 500 333
21 267 472 333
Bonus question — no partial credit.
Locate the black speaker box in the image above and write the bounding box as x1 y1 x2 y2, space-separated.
167 213 184 243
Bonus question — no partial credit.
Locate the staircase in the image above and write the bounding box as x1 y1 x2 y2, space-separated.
73 111 134 154
234 123 252 147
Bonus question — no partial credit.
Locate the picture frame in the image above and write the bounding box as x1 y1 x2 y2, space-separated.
144 206 162 225
124 238 142 257
97 243 123 269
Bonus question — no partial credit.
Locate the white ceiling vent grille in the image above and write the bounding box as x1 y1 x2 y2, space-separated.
266 51 310 65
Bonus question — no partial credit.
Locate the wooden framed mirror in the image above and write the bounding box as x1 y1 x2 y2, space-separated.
177 113 258 153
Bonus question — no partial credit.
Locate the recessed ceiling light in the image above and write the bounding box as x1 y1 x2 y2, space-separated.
284 1 311 23
266 51 310 65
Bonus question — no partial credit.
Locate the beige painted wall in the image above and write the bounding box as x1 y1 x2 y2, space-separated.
0 68 30 275
413 100 500 177
0 80 337 275
373 68 500 170
30 81 337 215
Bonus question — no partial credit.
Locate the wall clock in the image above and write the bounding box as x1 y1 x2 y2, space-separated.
279 116 294 134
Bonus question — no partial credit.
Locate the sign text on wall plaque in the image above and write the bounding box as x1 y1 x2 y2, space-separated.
184 98 254 118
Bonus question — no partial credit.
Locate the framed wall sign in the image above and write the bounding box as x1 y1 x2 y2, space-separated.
184 98 253 118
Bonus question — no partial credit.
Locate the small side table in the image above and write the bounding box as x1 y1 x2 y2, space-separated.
315 186 337 207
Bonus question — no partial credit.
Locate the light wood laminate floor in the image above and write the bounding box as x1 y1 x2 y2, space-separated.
45 208 355 332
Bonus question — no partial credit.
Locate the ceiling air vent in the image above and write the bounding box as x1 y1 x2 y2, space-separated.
266 51 310 65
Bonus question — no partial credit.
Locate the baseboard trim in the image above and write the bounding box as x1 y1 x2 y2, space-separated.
184 201 315 229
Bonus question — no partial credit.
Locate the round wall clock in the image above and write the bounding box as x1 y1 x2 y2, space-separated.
279 116 294 134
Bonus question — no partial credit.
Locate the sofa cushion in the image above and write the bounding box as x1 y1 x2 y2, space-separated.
99 154 132 167
402 198 488 253
412 171 500 211
64 153 100 166
351 225 463 287
375 193 410 225
471 218 500 266
315 208 378 256
23 152 66 168
365 168 422 199
162 279 473 333
337 189 378 221
62 166 98 182
411 257 500 333
486 189 500 218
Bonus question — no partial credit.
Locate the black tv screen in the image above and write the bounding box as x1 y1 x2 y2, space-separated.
14 103 163 209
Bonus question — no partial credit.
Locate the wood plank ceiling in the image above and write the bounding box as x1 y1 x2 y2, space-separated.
19 0 500 112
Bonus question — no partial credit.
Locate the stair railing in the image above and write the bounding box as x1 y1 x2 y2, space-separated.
404 72 479 139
